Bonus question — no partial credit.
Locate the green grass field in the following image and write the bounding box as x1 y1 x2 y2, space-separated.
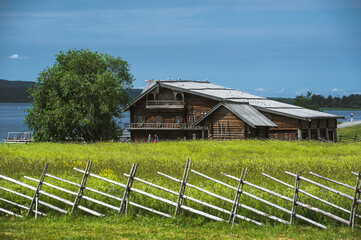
1 135 361 239
338 124 361 141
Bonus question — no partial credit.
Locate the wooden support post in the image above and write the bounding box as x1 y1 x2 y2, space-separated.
325 128 329 141
27 163 49 218
297 129 302 140
71 161 92 215
290 171 301 224
119 164 138 214
307 128 311 140
333 128 337 142
224 121 228 140
229 167 247 226
220 121 223 140
175 159 192 216
317 128 320 140
202 126 205 140
349 171 361 228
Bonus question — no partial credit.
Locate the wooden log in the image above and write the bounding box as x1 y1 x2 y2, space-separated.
229 168 246 226
123 173 224 222
71 161 92 215
156 171 263 225
0 186 67 214
285 171 358 203
290 171 300 224
220 172 327 228
175 159 191 216
262 173 360 219
0 197 46 216
309 172 354 190
27 163 48 218
226 172 348 226
25 176 118 212
0 207 23 218
0 174 102 217
73 168 171 218
349 171 361 228
119 164 138 214
168 170 288 224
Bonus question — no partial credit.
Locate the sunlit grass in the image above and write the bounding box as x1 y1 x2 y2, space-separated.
0 139 361 239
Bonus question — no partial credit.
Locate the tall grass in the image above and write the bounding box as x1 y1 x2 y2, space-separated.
0 140 360 227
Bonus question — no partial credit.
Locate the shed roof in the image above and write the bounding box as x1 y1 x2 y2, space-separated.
192 102 277 128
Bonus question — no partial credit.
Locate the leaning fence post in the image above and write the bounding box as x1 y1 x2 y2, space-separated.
175 159 192 216
119 164 138 214
290 171 301 224
71 161 92 215
229 167 247 226
27 163 49 218
349 171 361 228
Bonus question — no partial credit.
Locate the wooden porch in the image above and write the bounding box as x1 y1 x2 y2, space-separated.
125 123 206 130
146 100 184 109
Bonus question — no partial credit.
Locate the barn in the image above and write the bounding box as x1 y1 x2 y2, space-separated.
123 80 342 142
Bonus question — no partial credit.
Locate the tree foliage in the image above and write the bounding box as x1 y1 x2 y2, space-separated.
292 91 320 110
26 49 134 142
292 92 361 110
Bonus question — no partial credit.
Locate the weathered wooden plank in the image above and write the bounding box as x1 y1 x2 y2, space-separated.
0 197 46 216
0 186 67 214
0 174 102 217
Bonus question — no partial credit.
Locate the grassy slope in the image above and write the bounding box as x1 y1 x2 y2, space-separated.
0 140 361 239
338 124 361 140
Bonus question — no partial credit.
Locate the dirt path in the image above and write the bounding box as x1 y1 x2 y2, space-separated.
338 120 361 128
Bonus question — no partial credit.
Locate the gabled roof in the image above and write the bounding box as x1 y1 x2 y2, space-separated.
122 80 343 120
192 102 277 128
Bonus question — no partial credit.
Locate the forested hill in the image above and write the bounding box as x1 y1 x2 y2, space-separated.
0 79 34 102
0 79 143 103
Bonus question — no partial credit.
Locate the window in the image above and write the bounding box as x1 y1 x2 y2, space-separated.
175 93 183 101
156 116 162 123
137 115 143 123
175 116 180 123
189 115 195 123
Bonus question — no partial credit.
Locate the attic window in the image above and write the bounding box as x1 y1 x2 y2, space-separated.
176 93 183 101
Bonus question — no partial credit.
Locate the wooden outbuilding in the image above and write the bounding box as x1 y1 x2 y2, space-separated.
123 80 342 142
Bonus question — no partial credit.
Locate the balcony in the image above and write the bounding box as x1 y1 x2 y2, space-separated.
125 123 206 130
146 100 184 109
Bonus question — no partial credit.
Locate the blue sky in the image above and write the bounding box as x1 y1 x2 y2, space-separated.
1 0 360 97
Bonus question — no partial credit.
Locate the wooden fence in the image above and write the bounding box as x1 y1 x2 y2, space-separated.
0 160 360 229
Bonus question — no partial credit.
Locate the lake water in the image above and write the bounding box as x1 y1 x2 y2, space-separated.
0 103 359 142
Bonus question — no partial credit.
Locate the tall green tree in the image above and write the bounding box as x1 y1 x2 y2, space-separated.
26 49 134 142
292 91 320 110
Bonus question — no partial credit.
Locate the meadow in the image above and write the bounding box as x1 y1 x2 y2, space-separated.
0 136 361 239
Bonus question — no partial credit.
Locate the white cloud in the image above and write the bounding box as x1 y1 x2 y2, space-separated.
331 88 339 92
9 54 19 59
255 87 267 92
8 54 28 59
278 88 285 93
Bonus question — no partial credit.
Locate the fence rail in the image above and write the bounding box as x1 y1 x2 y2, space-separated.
0 160 360 229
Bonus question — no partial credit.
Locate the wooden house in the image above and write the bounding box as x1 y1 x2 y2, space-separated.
123 80 342 142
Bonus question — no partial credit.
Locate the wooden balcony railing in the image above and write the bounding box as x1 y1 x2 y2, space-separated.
146 100 184 109
125 123 205 130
